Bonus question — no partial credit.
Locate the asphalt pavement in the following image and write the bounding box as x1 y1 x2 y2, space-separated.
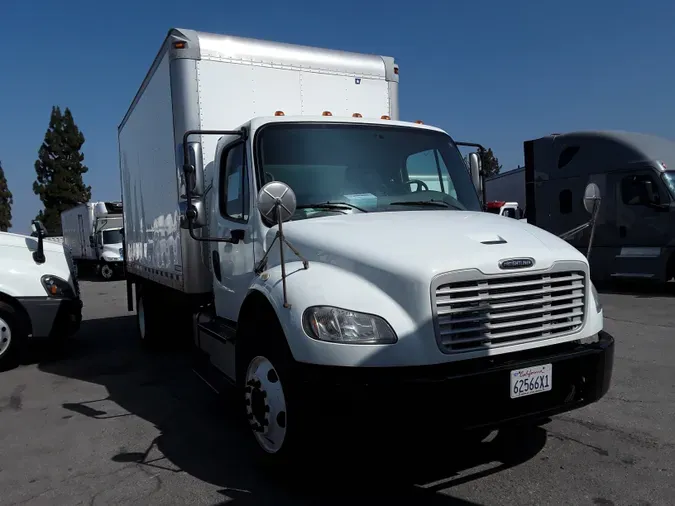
0 280 672 505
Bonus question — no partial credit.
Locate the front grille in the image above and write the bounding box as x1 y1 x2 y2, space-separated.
434 270 586 353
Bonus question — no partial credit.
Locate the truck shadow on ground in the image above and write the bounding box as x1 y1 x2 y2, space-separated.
38 315 548 505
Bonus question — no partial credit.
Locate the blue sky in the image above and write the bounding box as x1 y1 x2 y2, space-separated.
1 0 674 234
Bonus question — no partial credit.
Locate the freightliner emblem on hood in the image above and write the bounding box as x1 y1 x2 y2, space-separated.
498 257 535 270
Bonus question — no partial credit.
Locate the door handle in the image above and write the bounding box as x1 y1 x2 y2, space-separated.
231 229 245 243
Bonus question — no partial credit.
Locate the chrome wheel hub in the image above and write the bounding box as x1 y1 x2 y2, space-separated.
245 355 288 454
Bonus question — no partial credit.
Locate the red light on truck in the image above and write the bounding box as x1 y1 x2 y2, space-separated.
381 115 391 120
274 111 285 116
414 120 424 124
352 113 362 118
394 66 399 75
322 111 332 116
173 41 186 49
487 201 506 209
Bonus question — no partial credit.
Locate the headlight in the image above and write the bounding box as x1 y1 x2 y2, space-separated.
102 254 121 261
302 306 398 344
41 275 75 299
590 282 602 313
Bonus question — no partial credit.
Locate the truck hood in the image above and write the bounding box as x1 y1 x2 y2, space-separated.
0 232 66 255
274 210 588 280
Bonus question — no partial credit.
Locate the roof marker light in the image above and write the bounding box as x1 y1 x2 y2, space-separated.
381 115 391 120
322 111 333 116
274 111 285 116
352 113 362 118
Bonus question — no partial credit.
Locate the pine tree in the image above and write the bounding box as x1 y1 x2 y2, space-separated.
33 106 92 235
463 148 503 178
480 148 502 179
0 160 12 232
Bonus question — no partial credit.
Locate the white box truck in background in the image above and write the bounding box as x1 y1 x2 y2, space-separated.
61 201 125 280
119 28 614 462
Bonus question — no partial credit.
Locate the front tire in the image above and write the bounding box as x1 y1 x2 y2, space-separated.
0 303 23 370
100 263 114 281
244 355 290 455
237 311 309 463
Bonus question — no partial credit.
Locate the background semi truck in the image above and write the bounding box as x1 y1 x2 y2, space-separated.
485 131 675 285
61 201 125 280
119 28 614 461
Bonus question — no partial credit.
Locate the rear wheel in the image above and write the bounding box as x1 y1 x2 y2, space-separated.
136 285 162 348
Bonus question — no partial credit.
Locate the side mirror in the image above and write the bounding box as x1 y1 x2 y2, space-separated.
583 182 602 215
30 220 47 264
468 152 482 194
31 220 47 238
182 142 205 196
179 199 207 229
257 181 297 227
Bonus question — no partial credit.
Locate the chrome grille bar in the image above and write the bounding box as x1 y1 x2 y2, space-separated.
433 269 586 353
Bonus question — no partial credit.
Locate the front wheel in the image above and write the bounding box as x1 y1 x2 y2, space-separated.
99 263 115 281
237 315 311 463
244 355 290 455
0 303 22 370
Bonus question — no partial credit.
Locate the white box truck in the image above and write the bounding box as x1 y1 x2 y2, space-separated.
119 28 614 461
61 201 125 280
0 221 82 369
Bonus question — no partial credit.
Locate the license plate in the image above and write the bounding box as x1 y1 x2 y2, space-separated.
510 364 552 399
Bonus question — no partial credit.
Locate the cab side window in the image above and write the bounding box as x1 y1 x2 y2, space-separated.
219 143 249 221
621 174 660 206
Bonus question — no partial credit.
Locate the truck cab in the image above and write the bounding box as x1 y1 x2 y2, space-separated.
181 115 614 459
93 226 124 278
486 200 526 220
0 221 82 368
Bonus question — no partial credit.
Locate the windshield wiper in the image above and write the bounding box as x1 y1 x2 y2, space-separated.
388 200 460 210
296 202 368 213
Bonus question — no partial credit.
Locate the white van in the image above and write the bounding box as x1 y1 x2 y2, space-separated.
0 221 82 368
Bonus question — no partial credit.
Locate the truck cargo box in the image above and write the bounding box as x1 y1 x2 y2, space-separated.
118 28 400 294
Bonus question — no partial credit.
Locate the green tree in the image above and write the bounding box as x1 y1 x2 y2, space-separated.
463 148 502 179
480 148 502 179
33 106 91 235
0 160 12 232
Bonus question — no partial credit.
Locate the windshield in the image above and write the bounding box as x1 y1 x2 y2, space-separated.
102 229 123 245
255 123 482 220
663 172 675 199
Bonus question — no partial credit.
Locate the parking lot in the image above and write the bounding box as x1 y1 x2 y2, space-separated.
0 280 673 506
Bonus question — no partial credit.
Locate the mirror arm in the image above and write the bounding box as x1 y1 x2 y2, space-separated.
254 200 309 309
558 200 601 260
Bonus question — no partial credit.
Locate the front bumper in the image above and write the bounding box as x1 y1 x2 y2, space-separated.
19 297 83 339
295 331 614 431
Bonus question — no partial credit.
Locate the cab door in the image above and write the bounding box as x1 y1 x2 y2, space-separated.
609 169 670 280
210 140 256 322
